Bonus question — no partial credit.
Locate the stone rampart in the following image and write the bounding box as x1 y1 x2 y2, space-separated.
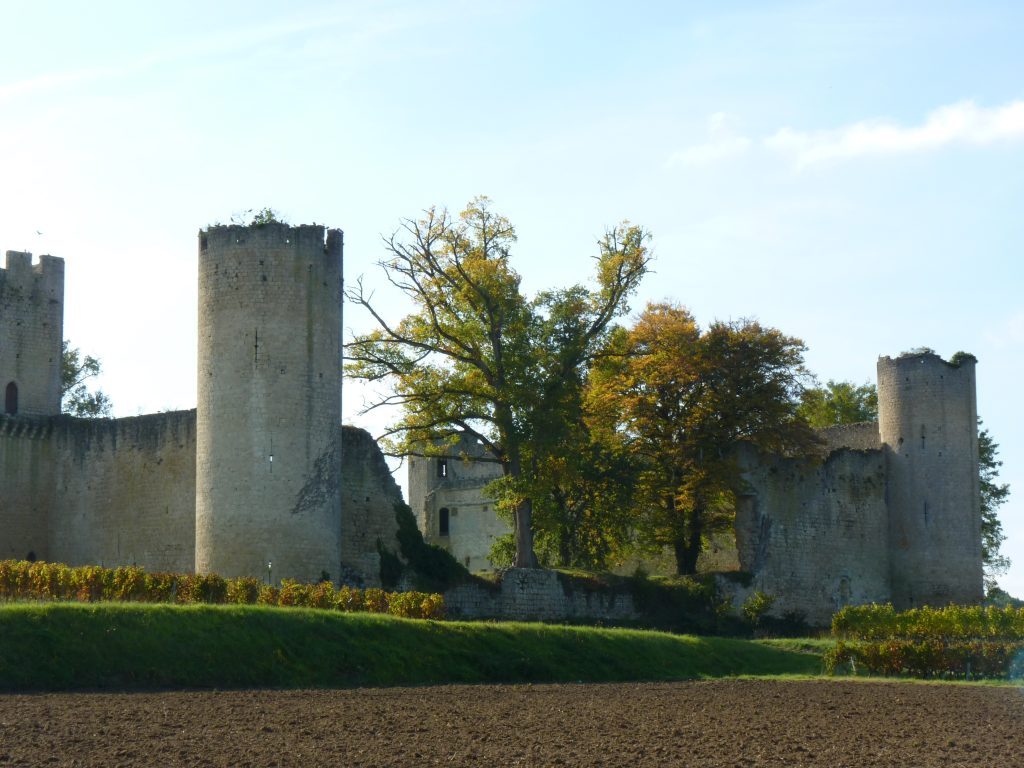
1 412 402 581
49 410 198 572
444 568 639 622
817 422 881 452
0 415 57 561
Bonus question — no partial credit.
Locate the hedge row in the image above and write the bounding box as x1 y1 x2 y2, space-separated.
832 603 1024 641
0 560 445 620
825 639 1024 679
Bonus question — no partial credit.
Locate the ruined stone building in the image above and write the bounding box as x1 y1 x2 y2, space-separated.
0 223 984 623
410 352 984 624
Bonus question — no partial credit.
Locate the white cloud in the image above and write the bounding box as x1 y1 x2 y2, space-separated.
766 99 1024 168
668 112 752 168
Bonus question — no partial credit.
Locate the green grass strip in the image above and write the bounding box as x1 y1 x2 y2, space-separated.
0 602 823 691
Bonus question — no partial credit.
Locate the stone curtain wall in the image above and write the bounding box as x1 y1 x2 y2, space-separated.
2 414 404 582
0 416 57 561
817 422 882 453
49 411 198 572
0 252 63 417
445 568 638 622
735 446 890 626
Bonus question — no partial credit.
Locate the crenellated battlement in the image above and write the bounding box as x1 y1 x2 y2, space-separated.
198 223 342 259
1 250 65 292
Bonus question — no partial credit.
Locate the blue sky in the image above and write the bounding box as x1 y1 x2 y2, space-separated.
2 1 1022 592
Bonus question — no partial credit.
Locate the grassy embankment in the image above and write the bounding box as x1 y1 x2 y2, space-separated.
0 602 824 691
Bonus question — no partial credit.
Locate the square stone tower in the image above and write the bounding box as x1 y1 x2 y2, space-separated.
0 251 64 417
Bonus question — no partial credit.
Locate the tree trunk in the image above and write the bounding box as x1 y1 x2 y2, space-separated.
507 448 538 568
674 502 705 576
514 498 538 568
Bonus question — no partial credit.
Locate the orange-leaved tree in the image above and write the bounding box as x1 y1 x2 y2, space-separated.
588 302 817 575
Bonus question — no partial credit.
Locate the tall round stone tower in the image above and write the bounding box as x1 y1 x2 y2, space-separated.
196 222 343 583
877 351 982 608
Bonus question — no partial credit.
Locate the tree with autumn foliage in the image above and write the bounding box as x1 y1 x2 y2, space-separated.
588 303 817 575
345 197 650 568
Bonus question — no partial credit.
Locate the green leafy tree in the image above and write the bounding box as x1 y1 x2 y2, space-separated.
345 197 650 567
61 341 112 417
979 421 1010 590
798 380 878 428
589 303 816 575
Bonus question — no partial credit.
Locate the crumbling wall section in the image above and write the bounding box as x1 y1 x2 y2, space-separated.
339 425 404 585
735 446 890 626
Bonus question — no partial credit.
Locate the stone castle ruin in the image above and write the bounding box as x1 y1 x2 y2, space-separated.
1 224 403 585
410 358 983 625
0 222 984 623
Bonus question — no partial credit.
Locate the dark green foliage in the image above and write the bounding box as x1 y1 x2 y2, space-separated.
628 573 745 636
377 542 405 590
390 502 470 592
979 421 1011 588
948 350 977 368
229 207 286 227
797 380 877 428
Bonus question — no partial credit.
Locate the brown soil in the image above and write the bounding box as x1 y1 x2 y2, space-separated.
0 680 1021 767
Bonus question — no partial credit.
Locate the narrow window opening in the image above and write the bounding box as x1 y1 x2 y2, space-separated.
439 507 450 536
4 382 17 415
437 458 448 478
923 500 929 525
26 551 36 563
920 424 926 450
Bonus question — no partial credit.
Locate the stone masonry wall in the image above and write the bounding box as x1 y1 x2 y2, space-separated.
339 425 404 585
444 568 639 622
409 434 508 571
49 411 198 572
735 446 890 626
1 411 403 582
0 415 56 561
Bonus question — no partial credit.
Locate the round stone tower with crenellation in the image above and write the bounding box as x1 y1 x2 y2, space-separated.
877 350 983 609
195 222 343 583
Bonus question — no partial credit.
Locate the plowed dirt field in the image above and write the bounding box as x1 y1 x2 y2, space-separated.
1 679 1021 767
